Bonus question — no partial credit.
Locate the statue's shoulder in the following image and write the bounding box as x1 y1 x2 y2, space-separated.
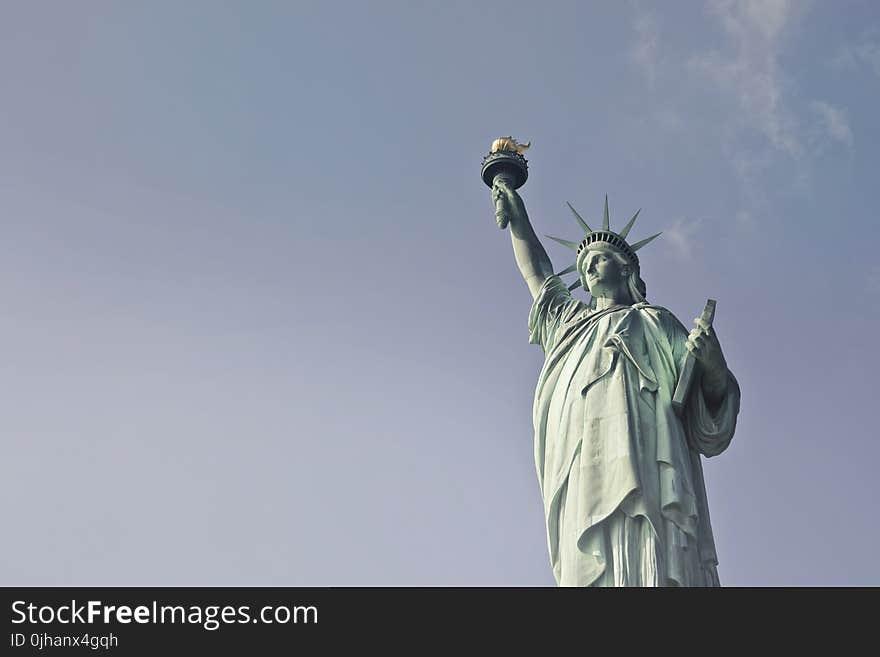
632 304 687 332
632 302 674 318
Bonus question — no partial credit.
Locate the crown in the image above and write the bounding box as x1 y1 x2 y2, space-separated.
545 196 662 291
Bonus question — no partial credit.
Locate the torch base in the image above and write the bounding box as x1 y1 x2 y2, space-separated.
481 151 529 188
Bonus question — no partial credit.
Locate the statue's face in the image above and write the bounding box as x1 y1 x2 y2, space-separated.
583 247 629 297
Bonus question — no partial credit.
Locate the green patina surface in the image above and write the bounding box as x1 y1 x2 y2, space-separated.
486 152 740 586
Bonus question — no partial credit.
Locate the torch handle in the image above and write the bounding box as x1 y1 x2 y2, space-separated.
492 172 516 229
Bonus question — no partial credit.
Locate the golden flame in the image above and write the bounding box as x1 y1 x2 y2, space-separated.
490 136 530 154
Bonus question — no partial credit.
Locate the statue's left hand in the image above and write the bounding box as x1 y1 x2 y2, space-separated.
686 318 728 380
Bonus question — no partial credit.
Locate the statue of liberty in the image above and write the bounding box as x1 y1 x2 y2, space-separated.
483 139 741 586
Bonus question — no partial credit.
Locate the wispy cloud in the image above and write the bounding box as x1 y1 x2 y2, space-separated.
735 210 758 234
688 0 803 157
833 29 880 78
809 100 853 147
627 1 853 231
631 1 854 161
631 8 660 86
653 107 684 132
630 6 687 133
682 0 854 200
664 217 703 258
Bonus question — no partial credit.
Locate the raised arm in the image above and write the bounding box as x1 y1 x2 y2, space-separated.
492 178 554 300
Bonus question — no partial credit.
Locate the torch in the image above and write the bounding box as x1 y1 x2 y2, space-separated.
481 137 530 229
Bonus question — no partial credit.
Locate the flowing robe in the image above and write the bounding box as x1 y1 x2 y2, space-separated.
528 276 740 587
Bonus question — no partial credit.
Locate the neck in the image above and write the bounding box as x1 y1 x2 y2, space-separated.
593 287 632 310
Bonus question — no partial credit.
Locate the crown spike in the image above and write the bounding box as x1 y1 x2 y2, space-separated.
555 263 577 277
602 195 610 231
630 232 662 252
618 209 641 239
545 235 580 250
566 202 592 233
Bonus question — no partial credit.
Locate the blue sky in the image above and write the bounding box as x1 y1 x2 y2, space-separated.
2 0 878 585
